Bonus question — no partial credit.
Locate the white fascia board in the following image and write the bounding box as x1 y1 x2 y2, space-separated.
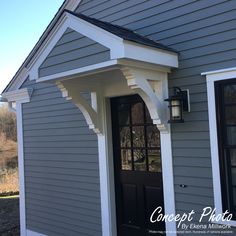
64 0 82 11
6 68 29 92
123 41 178 68
36 60 118 83
1 88 32 103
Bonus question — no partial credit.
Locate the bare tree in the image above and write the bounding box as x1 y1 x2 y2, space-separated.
0 105 17 141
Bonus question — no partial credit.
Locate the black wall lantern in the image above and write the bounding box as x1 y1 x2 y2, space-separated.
165 87 190 123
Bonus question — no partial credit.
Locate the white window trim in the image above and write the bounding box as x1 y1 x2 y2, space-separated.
2 88 33 236
202 67 236 227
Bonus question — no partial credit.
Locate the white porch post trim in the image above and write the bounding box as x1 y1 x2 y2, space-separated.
1 88 33 236
97 134 113 236
160 131 177 235
97 97 115 236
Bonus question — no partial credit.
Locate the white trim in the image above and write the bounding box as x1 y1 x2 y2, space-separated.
36 60 118 83
160 131 177 235
5 68 29 92
97 97 117 236
26 229 46 236
2 88 33 103
201 66 236 76
16 103 26 236
30 11 177 81
123 41 178 68
64 0 81 11
204 67 236 227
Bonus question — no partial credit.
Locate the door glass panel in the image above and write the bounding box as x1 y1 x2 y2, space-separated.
120 127 131 148
145 106 152 124
133 149 146 171
227 127 236 145
132 126 145 147
225 106 236 125
121 149 132 170
131 102 144 124
224 84 236 104
118 104 130 125
147 125 160 147
148 150 161 172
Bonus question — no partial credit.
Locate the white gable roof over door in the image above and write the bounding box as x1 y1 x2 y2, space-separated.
3 6 178 93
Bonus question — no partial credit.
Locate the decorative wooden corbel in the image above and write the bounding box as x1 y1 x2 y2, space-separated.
121 66 169 133
56 81 103 134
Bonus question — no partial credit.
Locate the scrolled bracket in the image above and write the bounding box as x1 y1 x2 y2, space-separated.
121 66 170 133
56 81 103 134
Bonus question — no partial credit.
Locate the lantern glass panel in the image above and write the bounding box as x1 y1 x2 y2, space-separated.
171 99 181 120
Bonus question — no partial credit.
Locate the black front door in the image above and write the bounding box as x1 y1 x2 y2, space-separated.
111 95 165 236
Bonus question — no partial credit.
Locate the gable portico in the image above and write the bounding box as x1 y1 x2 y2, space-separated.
2 9 178 236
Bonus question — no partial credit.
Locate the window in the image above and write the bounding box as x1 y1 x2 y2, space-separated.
215 79 236 220
203 67 236 226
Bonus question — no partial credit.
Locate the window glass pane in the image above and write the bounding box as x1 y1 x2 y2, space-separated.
121 149 132 170
233 187 236 207
118 104 130 125
224 84 236 104
227 127 236 145
120 127 131 148
133 149 146 171
132 126 145 147
148 150 161 172
230 150 236 166
232 168 236 186
147 125 160 147
225 106 236 125
131 102 144 124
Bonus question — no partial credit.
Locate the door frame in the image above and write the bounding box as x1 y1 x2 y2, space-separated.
98 96 176 236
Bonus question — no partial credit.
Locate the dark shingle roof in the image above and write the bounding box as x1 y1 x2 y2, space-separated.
66 10 177 53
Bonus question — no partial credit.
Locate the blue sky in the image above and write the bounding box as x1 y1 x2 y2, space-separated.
0 0 64 93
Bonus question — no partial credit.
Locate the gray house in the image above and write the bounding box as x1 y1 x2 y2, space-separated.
2 0 236 235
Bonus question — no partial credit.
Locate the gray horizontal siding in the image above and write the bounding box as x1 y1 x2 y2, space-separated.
75 0 236 234
39 28 110 77
21 79 102 236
